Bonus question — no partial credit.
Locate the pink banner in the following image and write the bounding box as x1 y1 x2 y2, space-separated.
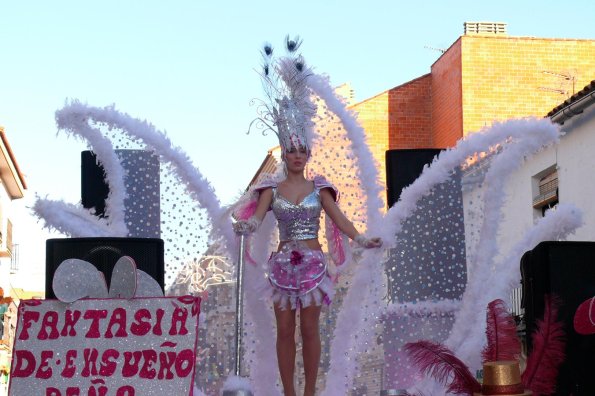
9 296 200 396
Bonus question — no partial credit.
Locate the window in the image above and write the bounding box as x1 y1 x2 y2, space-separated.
532 168 558 217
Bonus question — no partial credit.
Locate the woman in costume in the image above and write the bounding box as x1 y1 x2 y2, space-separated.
233 37 382 396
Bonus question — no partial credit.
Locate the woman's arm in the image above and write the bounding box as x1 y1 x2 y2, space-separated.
320 188 359 239
320 188 382 248
252 187 273 222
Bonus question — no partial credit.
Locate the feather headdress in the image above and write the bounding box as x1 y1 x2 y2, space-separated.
249 35 317 155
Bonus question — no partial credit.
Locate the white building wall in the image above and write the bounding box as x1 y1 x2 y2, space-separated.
463 103 595 269
554 106 595 241
0 183 12 295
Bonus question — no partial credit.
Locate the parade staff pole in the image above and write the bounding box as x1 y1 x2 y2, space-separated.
222 234 254 395
234 234 247 377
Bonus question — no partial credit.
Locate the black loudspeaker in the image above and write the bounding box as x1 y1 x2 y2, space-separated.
81 149 161 238
45 238 165 299
521 241 595 395
385 148 442 208
81 151 110 218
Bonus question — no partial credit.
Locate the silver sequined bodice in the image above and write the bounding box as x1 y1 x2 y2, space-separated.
271 187 322 241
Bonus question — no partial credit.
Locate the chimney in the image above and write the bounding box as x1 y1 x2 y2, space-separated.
464 22 507 35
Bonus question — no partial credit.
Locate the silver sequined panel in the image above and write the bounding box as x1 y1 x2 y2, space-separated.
271 187 322 241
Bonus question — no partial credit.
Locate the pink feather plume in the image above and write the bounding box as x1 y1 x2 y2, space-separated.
521 295 566 396
482 299 522 362
404 340 481 395
236 200 257 221
325 214 346 266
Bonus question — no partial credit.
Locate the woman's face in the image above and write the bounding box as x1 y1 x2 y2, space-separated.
283 145 309 173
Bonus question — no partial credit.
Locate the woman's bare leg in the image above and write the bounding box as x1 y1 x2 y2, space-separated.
275 304 297 396
300 304 322 396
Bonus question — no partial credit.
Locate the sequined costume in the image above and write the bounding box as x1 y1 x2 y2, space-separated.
262 175 338 310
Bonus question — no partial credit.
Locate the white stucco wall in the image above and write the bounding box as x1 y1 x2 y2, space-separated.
0 183 12 296
463 103 595 268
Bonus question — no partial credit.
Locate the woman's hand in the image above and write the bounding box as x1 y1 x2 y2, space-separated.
354 235 383 249
233 216 261 235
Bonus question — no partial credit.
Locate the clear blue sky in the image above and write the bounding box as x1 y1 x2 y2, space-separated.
1 0 594 290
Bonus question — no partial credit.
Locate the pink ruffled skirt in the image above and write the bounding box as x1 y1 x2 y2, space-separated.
268 241 334 310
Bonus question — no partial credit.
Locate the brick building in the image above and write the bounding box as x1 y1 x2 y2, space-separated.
352 23 595 206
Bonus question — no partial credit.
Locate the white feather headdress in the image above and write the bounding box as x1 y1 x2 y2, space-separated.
249 36 317 154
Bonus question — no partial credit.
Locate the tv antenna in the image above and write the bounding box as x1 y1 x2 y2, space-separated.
424 45 446 54
539 70 576 97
